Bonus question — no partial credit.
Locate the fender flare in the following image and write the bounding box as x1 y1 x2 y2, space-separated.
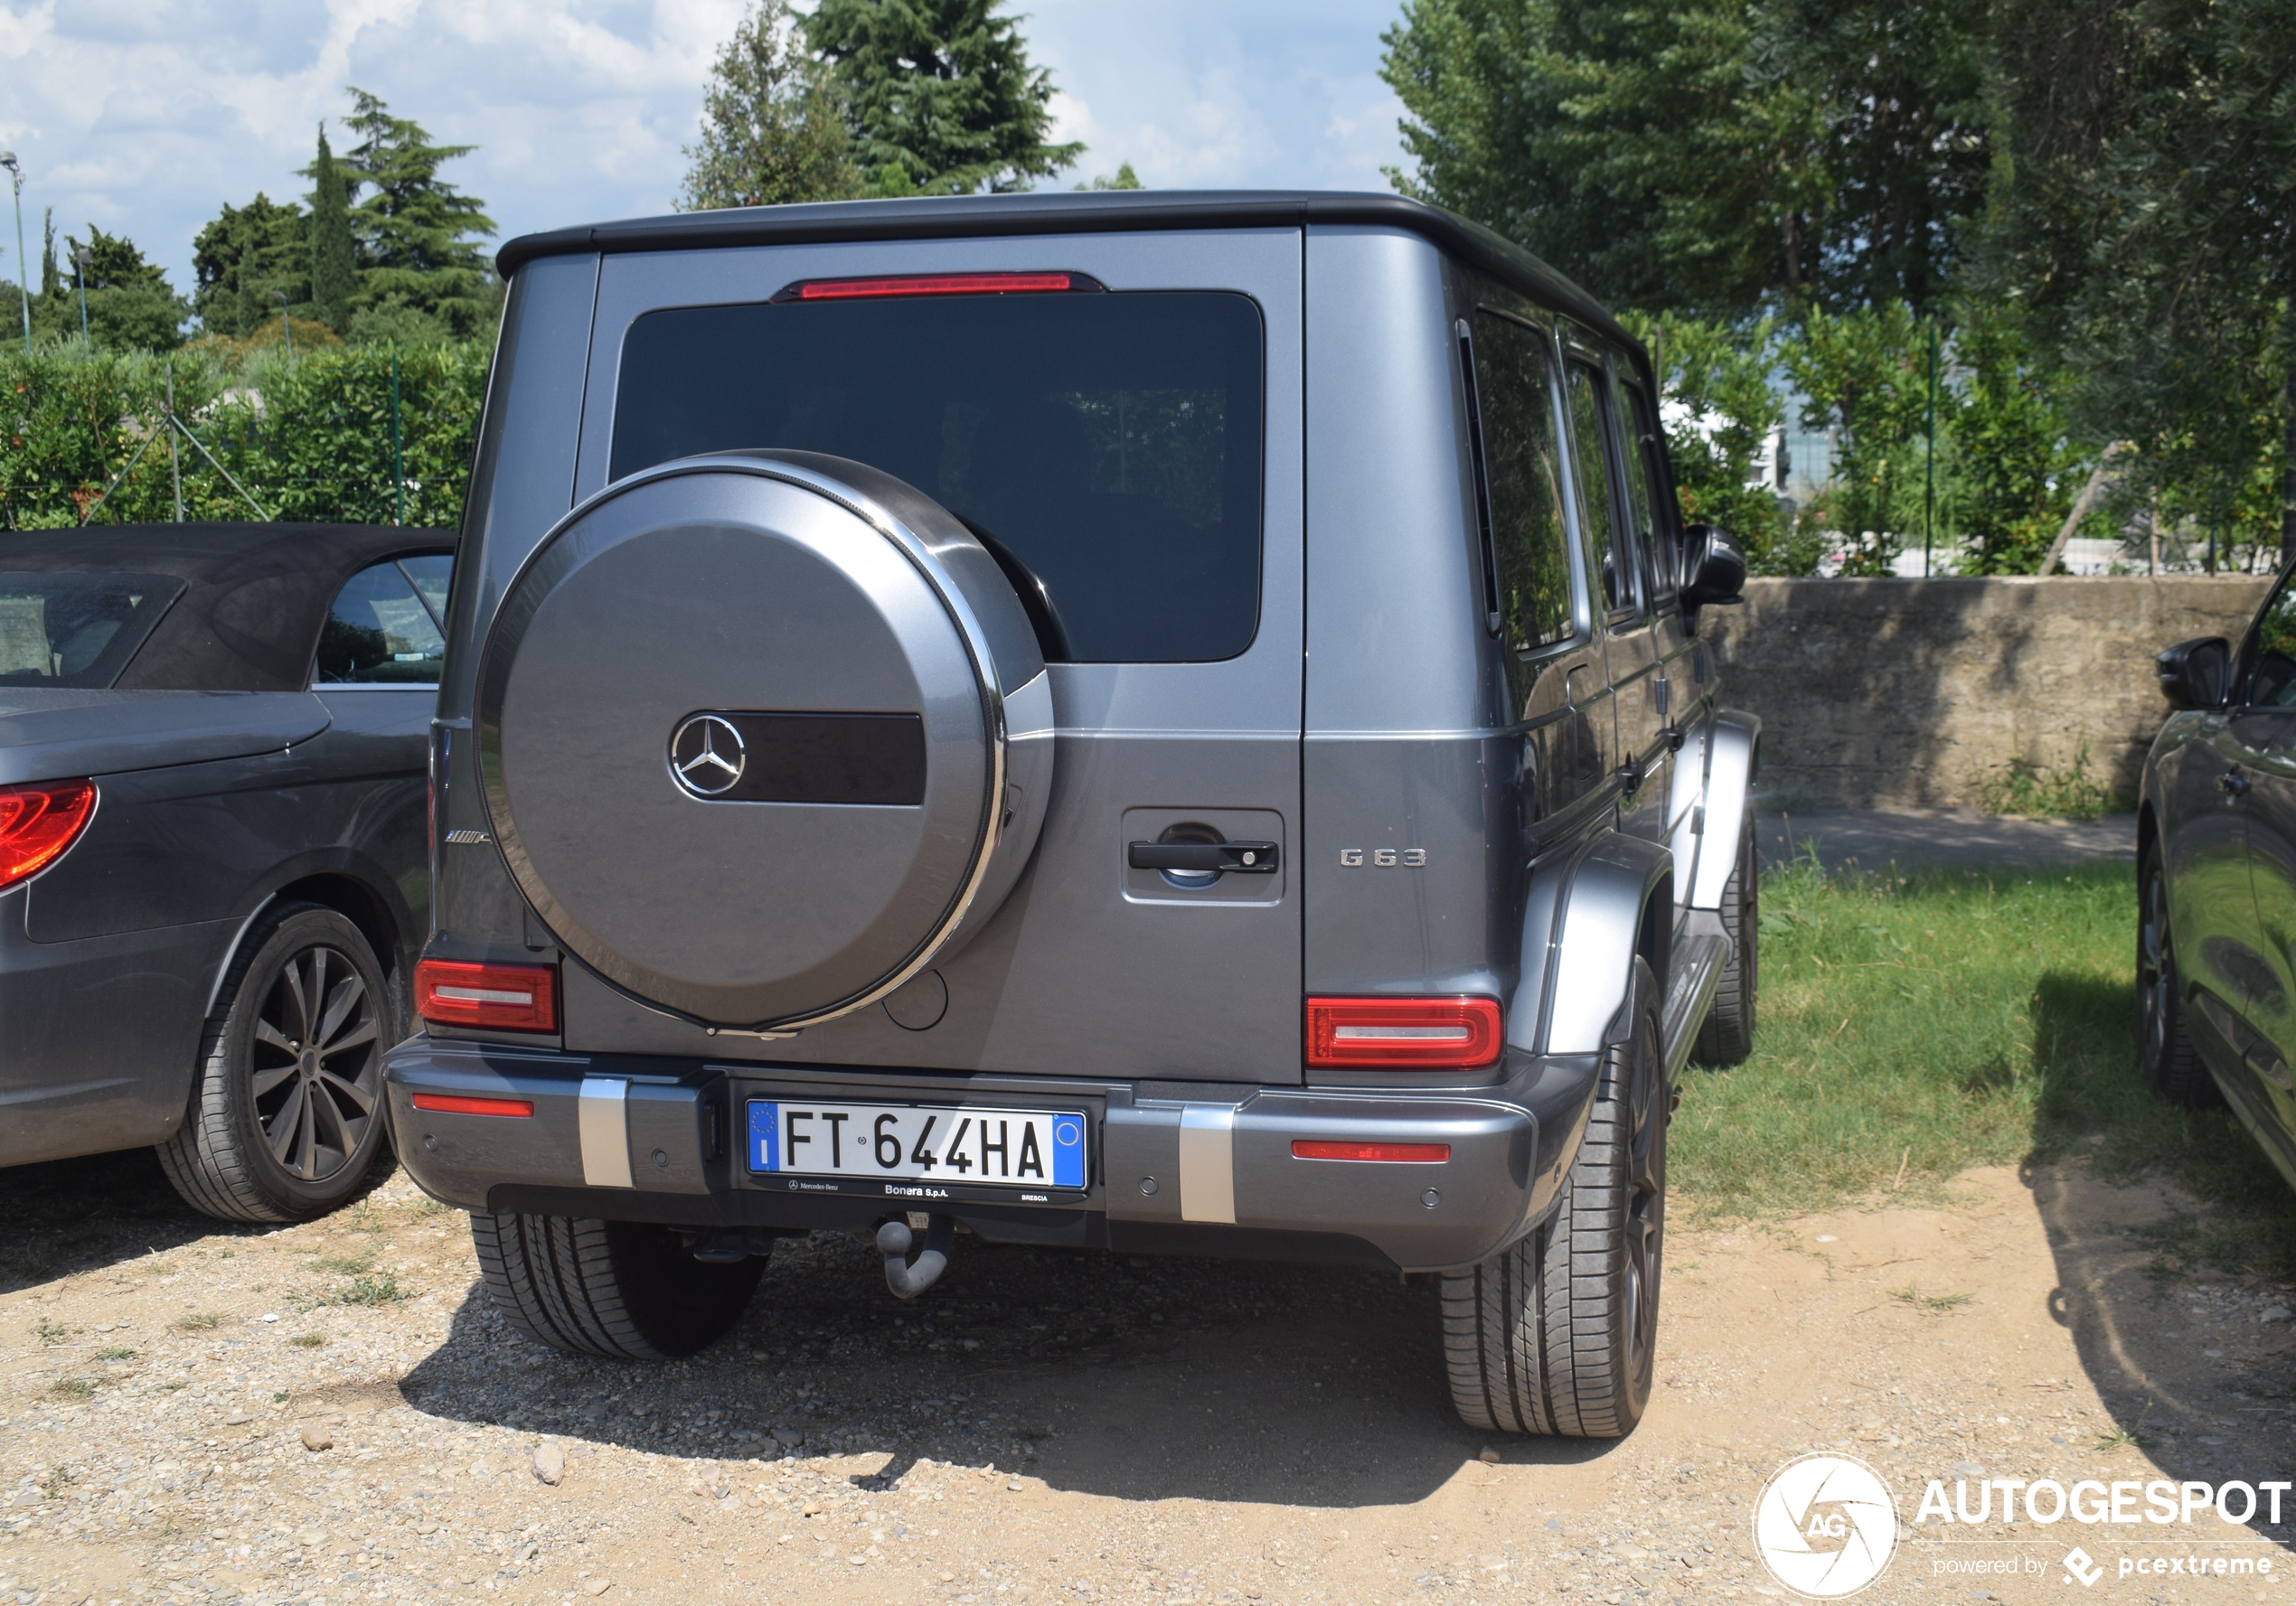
1688 708 1761 910
1511 828 1674 1057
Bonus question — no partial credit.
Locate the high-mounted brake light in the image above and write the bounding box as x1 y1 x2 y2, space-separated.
1293 1139 1451 1163
772 270 1100 303
1305 996 1504 1070
0 778 97 890
410 1092 535 1118
416 959 558 1032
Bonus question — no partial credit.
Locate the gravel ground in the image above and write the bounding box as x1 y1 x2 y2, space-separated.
0 1150 2290 1606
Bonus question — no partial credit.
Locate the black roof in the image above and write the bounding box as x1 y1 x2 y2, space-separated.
0 522 454 691
495 190 1645 363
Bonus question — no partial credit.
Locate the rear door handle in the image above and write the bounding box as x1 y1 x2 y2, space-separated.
1127 841 1280 873
2219 767 2253 796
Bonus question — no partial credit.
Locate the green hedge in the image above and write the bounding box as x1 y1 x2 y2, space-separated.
0 343 489 532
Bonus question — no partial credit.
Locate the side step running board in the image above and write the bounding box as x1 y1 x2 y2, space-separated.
1659 932 1731 1080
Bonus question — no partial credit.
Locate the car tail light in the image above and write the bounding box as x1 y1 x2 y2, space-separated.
1305 996 1504 1069
1292 1139 1451 1163
416 960 558 1032
0 779 97 890
773 270 1100 302
410 1092 534 1118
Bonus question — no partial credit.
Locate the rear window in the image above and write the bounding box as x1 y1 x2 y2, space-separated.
610 290 1266 662
315 557 449 684
0 571 183 688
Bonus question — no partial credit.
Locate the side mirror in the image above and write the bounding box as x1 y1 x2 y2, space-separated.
2157 636 2230 710
1680 523 1746 609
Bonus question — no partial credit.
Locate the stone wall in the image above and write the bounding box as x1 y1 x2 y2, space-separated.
1698 575 2273 809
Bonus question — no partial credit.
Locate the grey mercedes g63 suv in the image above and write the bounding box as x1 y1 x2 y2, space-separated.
389 191 1756 1440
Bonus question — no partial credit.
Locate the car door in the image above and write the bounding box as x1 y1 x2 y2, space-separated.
1611 369 1700 857
1559 345 1650 837
307 552 454 975
2215 568 2296 1173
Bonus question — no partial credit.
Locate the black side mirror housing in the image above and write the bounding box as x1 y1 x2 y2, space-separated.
2158 636 2231 710
1681 523 1746 609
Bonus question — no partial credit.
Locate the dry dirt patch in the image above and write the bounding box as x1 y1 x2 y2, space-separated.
0 1156 2289 1606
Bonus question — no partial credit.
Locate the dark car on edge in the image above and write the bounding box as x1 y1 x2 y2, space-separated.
2142 568 2296 1192
0 522 454 1222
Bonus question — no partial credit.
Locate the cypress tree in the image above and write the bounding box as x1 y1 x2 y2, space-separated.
308 127 357 336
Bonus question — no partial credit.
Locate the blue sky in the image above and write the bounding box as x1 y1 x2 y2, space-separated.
0 0 1412 299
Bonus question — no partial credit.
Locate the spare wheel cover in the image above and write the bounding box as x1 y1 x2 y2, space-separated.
476 451 1049 1030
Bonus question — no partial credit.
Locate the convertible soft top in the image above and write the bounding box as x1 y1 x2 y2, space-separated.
0 522 454 691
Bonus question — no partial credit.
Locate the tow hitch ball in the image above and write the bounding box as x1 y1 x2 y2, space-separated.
876 1214 955 1299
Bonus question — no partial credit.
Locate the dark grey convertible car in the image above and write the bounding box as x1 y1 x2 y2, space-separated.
2144 567 2296 1193
0 522 453 1221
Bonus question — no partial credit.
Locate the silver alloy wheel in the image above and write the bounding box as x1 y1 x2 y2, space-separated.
2139 861 2172 1066
250 944 381 1182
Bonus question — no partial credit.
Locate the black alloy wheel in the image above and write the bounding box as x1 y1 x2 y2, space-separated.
158 903 397 1223
2137 847 2218 1107
251 942 384 1181
1620 997 1668 1400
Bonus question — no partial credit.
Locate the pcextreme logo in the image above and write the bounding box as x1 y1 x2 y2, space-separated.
1753 1452 1899 1598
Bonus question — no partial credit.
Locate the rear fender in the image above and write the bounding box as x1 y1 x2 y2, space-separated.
1688 709 1760 909
1513 830 1673 1057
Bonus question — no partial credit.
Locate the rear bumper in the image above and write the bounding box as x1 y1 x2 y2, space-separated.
382 1043 1603 1273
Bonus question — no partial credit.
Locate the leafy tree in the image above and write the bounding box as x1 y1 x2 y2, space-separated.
1949 305 2087 574
1984 0 2296 560
339 89 499 338
1620 311 1799 570
193 193 307 336
682 0 860 209
805 0 1083 195
1078 163 1142 191
1777 303 1934 571
308 128 358 334
1380 0 1988 316
43 226 188 351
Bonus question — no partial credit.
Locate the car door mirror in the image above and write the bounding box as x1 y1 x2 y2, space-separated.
2157 636 2231 710
1680 523 1746 609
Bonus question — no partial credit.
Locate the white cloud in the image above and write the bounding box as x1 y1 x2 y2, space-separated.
0 0 1408 301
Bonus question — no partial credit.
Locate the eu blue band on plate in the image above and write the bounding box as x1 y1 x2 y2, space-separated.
748 1100 777 1173
1051 1113 1085 1188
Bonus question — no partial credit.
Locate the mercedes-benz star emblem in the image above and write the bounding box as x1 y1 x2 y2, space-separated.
669 714 747 798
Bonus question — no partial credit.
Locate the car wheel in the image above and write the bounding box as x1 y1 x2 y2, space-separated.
471 1213 765 1360
157 903 394 1223
2138 844 2219 1108
1693 811 1758 1066
1443 958 1665 1437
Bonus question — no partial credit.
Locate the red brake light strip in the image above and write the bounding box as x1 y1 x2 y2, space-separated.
776 271 1094 302
410 1093 535 1118
1292 1140 1451 1163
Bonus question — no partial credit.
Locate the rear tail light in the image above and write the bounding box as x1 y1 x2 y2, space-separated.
0 778 97 890
1292 1139 1451 1163
1305 996 1504 1070
772 270 1101 302
409 1092 534 1118
416 959 558 1032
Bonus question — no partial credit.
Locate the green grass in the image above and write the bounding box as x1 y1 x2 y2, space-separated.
1976 741 2122 822
169 1311 223 1332
331 1272 405 1306
310 1251 377 1275
1672 858 2296 1278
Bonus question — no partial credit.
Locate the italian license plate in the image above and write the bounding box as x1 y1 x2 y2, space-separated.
745 1099 1087 1190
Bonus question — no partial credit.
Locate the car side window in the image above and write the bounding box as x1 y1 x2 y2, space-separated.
397 552 453 632
2245 572 2296 707
1614 378 1675 606
315 559 447 685
1469 311 1576 658
1565 360 1634 616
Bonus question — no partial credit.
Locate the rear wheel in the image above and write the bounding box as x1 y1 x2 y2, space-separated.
2138 844 2219 1108
1443 959 1666 1437
472 1212 764 1360
1693 812 1757 1066
157 904 392 1223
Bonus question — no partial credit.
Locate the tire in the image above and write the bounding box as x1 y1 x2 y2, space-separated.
1693 810 1758 1066
471 1212 764 1360
157 903 393 1223
1443 958 1667 1438
2138 843 2220 1108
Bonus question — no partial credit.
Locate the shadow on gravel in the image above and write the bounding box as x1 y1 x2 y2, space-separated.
398 1226 1616 1507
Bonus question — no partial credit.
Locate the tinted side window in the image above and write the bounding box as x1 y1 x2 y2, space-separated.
611 292 1266 663
1565 362 1633 615
1470 312 1575 656
2247 576 2296 706
316 560 447 684
398 552 453 629
1614 379 1675 606
0 571 183 689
